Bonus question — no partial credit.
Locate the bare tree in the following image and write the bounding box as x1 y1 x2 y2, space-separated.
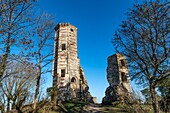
0 0 36 82
113 1 170 113
0 1 55 112
0 59 36 112
31 13 55 111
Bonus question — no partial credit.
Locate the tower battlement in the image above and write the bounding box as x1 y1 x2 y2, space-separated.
54 23 78 31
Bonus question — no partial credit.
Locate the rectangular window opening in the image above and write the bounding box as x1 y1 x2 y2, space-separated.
61 69 65 77
121 72 127 82
62 44 66 50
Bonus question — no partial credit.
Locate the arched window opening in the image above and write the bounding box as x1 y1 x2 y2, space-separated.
71 77 76 83
120 59 126 67
70 28 73 32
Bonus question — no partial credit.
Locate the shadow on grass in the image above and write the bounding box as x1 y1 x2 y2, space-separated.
60 101 88 113
57 101 129 113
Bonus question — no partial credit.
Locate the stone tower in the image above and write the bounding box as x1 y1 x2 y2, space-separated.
102 53 131 104
52 23 91 101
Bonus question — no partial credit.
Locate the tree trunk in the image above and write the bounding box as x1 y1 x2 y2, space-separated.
51 75 58 107
52 87 57 106
16 106 23 113
0 32 10 80
1 104 5 113
7 97 10 112
150 83 159 113
33 65 41 110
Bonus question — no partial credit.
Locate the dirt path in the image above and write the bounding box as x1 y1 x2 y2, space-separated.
83 103 126 113
83 103 106 113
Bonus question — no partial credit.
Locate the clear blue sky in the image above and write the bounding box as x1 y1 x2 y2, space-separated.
39 0 139 103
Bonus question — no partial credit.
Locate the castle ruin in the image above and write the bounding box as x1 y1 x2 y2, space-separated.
102 53 131 104
52 23 91 101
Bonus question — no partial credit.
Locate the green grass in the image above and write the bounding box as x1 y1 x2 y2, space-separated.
61 100 88 113
101 103 154 113
101 104 129 113
46 101 164 113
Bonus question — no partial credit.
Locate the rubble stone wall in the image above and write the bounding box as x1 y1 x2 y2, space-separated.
102 54 131 104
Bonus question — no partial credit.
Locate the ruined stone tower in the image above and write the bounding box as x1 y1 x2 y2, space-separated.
102 53 131 104
52 23 91 101
107 54 130 91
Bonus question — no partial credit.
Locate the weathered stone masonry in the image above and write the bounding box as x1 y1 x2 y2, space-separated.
102 53 131 104
52 23 91 101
